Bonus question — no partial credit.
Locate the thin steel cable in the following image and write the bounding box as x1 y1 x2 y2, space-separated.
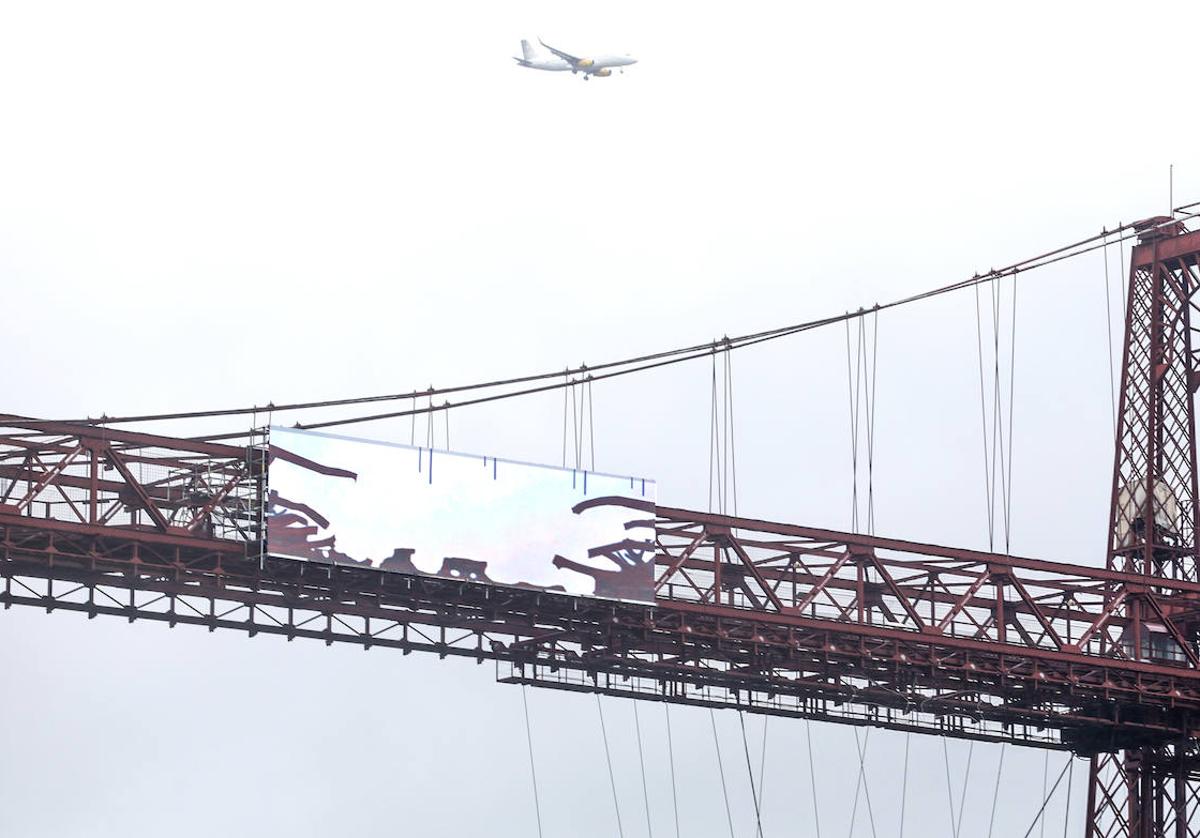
722 347 729 516
1020 757 1072 838
710 710 736 838
665 705 681 838
561 373 569 468
57 210 1197 432
725 347 739 516
587 378 596 471
739 711 765 838
425 392 434 449
847 728 878 838
443 403 449 451
867 310 879 535
805 719 822 838
521 685 545 838
986 743 1006 838
991 278 1007 550
633 702 654 838
709 352 722 514
1039 749 1049 838
597 695 626 838
1005 273 1018 552
954 740 974 838
846 318 860 532
409 395 415 446
1061 756 1074 838
973 281 996 550
756 717 768 817
1102 233 1118 437
943 737 959 838
575 379 582 469
899 731 910 838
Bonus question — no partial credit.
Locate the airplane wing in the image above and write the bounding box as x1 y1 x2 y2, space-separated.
538 39 583 65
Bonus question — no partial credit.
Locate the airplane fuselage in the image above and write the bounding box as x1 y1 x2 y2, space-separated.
514 40 637 79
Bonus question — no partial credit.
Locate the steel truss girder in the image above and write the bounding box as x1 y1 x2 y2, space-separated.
5 504 1200 753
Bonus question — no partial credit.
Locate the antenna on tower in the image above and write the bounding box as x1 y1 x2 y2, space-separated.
1169 163 1174 216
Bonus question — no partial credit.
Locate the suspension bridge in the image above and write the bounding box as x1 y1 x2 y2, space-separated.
4 210 1200 837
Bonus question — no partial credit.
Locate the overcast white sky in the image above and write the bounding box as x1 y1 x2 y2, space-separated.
3 1 1200 836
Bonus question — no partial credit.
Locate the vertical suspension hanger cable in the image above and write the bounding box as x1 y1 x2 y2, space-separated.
724 344 739 517
574 368 587 470
954 740 974 838
710 710 736 838
587 376 596 472
561 371 569 468
866 308 879 535
1101 231 1117 437
443 401 450 451
739 711 765 838
426 389 434 449
709 348 722 514
846 317 861 532
943 737 960 838
756 717 769 823
986 743 1006 838
847 727 879 838
1060 756 1074 838
973 282 996 550
665 705 681 838
1004 271 1018 552
806 718 823 838
633 702 654 838
597 695 626 838
521 685 545 838
899 731 910 838
1039 749 1049 838
990 278 1007 550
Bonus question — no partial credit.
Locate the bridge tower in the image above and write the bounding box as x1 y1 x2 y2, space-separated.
1088 219 1200 837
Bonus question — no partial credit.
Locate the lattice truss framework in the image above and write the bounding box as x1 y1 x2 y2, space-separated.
5 225 1200 836
1090 222 1200 838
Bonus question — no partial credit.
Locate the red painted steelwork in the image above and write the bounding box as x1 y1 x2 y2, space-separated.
3 220 1200 836
1087 218 1200 838
2 418 1200 755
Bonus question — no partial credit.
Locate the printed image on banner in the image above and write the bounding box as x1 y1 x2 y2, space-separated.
267 427 657 603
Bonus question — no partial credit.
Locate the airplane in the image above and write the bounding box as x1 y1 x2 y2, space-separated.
512 39 637 79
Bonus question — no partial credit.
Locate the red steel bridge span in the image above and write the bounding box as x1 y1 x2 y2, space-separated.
5 218 1200 836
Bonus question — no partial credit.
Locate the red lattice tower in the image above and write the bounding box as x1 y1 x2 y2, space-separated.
1088 219 1200 838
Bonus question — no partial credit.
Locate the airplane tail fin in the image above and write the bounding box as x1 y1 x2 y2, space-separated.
520 39 537 61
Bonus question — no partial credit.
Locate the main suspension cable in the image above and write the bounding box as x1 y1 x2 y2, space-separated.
37 212 1195 433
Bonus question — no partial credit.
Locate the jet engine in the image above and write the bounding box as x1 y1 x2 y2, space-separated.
593 68 612 77
577 58 595 68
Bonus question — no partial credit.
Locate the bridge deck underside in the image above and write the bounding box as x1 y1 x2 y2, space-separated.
5 511 1200 754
